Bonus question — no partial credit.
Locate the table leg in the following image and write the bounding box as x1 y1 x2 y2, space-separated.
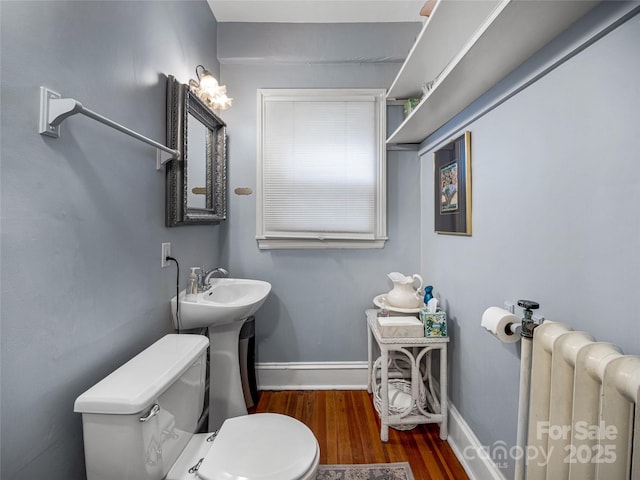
439 344 448 440
380 347 389 442
367 320 373 394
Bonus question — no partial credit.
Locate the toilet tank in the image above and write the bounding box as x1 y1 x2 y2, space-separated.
74 334 209 480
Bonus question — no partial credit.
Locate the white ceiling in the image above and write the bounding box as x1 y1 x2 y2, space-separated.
207 0 426 23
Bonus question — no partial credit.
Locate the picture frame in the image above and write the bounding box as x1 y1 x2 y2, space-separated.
434 131 471 235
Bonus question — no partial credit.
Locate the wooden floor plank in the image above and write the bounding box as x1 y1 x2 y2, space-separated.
335 391 354 464
254 390 469 480
324 391 339 463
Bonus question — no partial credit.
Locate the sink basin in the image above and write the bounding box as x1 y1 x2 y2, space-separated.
171 278 271 330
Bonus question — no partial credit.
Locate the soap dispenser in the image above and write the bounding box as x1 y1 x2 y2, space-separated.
423 286 434 306
186 267 199 300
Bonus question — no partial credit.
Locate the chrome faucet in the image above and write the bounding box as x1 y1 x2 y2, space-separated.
201 267 229 290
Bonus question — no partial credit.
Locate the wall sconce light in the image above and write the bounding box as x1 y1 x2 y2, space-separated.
189 65 233 111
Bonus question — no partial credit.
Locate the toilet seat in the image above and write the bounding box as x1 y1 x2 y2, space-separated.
197 413 319 480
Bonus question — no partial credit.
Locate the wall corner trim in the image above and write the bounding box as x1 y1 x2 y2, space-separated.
447 402 508 480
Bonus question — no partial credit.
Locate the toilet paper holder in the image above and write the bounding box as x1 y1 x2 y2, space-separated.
482 300 545 343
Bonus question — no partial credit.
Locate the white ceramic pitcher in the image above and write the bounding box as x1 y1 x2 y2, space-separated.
386 272 423 309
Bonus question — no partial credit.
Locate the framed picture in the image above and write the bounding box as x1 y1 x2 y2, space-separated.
434 131 471 235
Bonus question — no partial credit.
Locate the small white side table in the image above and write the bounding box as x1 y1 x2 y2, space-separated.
366 309 449 442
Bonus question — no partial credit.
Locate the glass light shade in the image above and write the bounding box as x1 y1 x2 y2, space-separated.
191 65 233 110
199 74 219 91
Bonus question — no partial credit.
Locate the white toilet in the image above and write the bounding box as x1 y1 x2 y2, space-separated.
74 334 319 480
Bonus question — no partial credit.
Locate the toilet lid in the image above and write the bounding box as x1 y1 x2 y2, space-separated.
198 413 318 480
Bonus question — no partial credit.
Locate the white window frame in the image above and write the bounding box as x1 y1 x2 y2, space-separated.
256 88 387 249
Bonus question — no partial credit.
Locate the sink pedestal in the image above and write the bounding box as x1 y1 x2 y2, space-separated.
208 320 248 431
169 278 271 431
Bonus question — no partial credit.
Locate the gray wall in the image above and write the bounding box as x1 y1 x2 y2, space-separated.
1 2 222 478
419 6 640 478
217 22 423 362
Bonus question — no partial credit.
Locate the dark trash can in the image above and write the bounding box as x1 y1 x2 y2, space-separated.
239 316 259 408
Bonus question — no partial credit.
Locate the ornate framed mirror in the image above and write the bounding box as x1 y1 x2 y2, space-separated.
165 75 227 226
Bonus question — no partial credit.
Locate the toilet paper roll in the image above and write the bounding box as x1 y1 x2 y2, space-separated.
481 307 521 343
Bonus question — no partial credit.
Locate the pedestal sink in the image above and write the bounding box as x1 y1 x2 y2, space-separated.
170 278 271 430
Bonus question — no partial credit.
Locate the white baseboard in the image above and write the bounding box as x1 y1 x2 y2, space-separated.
447 402 507 480
256 361 368 390
256 362 506 480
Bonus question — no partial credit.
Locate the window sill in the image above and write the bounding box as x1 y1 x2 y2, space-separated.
257 238 387 250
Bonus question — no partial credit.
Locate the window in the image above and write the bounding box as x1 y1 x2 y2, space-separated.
256 89 387 249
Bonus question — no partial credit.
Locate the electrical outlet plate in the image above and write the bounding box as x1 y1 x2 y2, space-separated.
39 87 62 138
161 243 171 268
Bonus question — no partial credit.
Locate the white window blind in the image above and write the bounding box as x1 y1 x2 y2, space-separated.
257 89 387 249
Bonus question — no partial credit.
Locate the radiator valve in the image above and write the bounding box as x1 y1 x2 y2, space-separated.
517 300 540 339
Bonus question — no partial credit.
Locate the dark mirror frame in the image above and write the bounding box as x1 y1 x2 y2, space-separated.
165 75 227 227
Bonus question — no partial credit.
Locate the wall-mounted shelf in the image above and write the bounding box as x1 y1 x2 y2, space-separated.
387 0 500 100
386 0 599 145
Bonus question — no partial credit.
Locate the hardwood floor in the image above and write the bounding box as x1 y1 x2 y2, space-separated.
253 390 469 480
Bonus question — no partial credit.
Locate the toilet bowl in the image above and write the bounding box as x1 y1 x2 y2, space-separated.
190 414 319 480
74 334 319 480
